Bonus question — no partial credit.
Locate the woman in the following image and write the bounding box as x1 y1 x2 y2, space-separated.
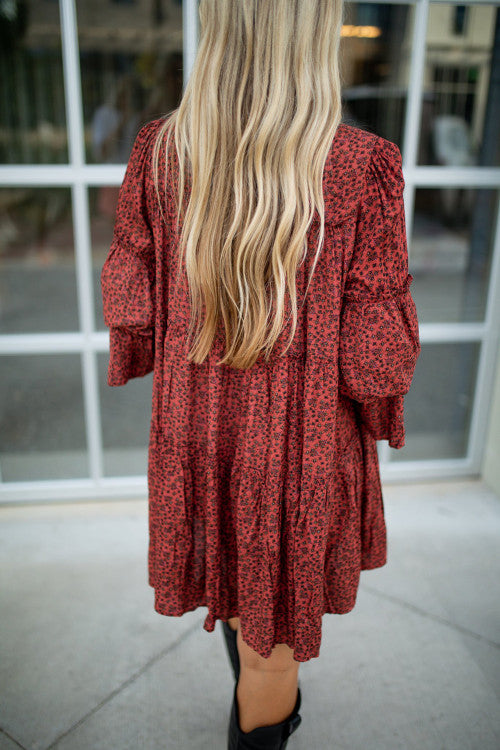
100 1 421 748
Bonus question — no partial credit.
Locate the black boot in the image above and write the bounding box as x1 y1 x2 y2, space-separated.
227 681 302 750
221 620 241 682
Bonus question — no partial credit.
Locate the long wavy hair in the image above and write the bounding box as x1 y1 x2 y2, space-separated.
153 0 344 370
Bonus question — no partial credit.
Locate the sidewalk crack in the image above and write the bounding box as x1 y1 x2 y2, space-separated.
360 584 500 649
0 727 28 750
44 616 204 750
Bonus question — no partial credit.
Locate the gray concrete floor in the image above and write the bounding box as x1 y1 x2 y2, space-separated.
0 479 499 750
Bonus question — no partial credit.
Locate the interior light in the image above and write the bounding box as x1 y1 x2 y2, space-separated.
341 25 382 38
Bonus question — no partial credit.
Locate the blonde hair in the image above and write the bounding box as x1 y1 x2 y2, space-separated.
153 0 344 369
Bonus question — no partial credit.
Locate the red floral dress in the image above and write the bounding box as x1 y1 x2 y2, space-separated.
101 117 421 662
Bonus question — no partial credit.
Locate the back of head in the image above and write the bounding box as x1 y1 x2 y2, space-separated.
153 0 344 369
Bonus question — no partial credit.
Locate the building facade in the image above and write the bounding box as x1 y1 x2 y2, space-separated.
0 0 499 502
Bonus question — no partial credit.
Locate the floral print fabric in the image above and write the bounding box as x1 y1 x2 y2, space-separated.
101 118 420 661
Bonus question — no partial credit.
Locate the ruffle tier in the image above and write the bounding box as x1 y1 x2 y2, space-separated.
147 335 387 661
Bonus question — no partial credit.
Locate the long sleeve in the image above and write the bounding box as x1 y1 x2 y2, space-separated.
338 137 421 448
100 122 159 386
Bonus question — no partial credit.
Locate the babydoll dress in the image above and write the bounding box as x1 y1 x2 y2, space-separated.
101 117 421 662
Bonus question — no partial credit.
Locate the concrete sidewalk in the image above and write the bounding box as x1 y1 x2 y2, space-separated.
0 479 499 750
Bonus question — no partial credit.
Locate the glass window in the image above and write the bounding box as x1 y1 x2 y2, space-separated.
97 353 152 477
419 4 500 166
390 342 481 462
340 3 415 148
89 187 114 331
409 188 498 323
0 354 88 481
0 188 79 334
76 0 183 166
0 0 67 164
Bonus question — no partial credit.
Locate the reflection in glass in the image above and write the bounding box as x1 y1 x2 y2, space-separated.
409 188 497 323
340 3 414 148
0 0 67 164
0 188 79 334
90 187 114 331
0 354 88 481
419 5 500 166
77 0 183 167
390 343 480 462
98 353 152 477
76 0 183 227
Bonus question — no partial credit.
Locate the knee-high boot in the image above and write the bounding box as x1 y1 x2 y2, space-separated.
227 682 302 750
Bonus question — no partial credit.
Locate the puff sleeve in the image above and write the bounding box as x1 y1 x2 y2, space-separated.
100 123 158 386
338 137 421 448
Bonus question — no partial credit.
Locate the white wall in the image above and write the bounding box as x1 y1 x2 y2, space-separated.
482 342 500 494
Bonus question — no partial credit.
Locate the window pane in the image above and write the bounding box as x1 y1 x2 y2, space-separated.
419 5 500 166
97 353 151 477
89 187 114 331
0 188 79 334
390 342 480 462
0 355 88 481
76 0 183 165
410 188 498 323
0 0 67 164
341 3 415 148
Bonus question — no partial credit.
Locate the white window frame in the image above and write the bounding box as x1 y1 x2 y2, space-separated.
0 0 499 501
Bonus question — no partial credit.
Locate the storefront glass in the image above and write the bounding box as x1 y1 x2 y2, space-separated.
391 342 480 461
0 353 88 481
341 2 415 149
97 353 151 477
410 188 498 324
1 0 499 498
76 0 183 166
0 187 78 334
418 4 500 167
0 0 67 164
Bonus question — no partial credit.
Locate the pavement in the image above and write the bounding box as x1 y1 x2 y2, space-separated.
0 478 499 750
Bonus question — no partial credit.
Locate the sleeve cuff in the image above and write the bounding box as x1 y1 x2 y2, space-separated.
107 327 154 386
355 396 406 449
339 282 420 402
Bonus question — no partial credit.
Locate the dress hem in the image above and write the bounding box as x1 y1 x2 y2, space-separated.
147 556 387 662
